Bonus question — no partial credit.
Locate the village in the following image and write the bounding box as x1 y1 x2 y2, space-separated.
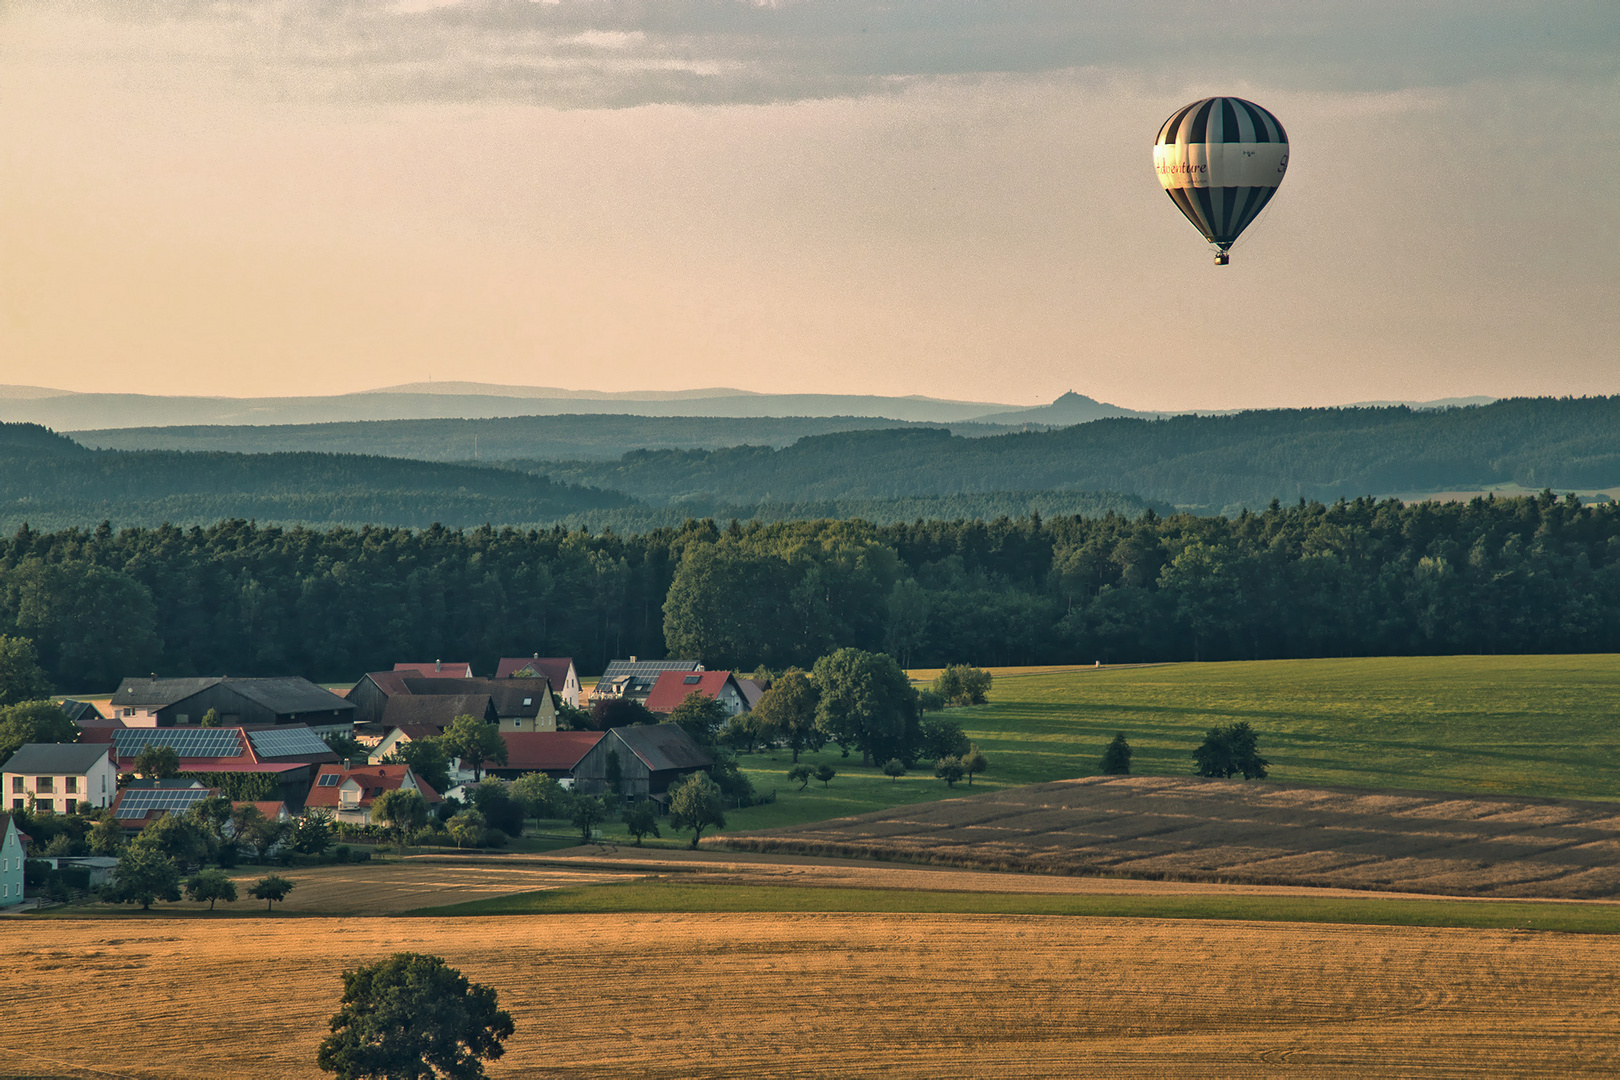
0 654 803 909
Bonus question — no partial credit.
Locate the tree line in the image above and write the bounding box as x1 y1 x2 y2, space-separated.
1 490 1618 689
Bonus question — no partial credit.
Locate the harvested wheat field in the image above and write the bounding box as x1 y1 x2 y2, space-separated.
722 775 1620 898
9 914 1620 1079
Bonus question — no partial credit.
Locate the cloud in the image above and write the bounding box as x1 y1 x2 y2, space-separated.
6 0 1616 108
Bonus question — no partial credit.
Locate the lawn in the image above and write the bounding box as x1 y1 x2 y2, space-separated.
409 878 1620 934
709 654 1620 835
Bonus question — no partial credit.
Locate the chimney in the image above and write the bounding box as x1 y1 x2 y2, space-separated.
343 758 352 770
435 659 442 672
629 655 637 664
533 652 539 659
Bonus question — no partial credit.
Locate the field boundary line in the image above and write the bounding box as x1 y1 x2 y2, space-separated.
0 1046 141 1080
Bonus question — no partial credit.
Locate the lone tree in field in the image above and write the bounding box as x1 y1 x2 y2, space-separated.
1100 732 1132 775
317 952 514 1080
623 799 660 846
184 868 238 910
751 669 824 762
811 648 917 766
786 763 813 791
1193 722 1269 780
669 771 726 849
961 743 988 785
932 664 993 706
935 756 966 787
813 764 836 789
248 874 295 911
883 758 906 781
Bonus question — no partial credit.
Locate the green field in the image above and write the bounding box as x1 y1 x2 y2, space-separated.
668 654 1620 838
409 879 1620 934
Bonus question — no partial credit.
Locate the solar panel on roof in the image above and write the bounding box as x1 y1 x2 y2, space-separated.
318 774 341 787
112 728 243 760
684 675 702 684
247 727 332 758
114 788 211 819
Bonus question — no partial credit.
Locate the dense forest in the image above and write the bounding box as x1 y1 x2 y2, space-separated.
0 423 632 532
3 493 1616 691
521 397 1620 512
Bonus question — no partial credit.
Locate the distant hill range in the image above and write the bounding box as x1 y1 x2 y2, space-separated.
516 397 1620 513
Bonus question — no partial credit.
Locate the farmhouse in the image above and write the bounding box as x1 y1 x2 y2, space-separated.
592 658 702 706
304 763 441 824
484 731 605 782
644 670 751 717
346 670 413 727
496 655 581 708
82 725 338 811
352 675 559 736
378 694 498 734
111 780 218 830
0 813 26 907
109 676 355 736
573 725 713 799
3 743 118 814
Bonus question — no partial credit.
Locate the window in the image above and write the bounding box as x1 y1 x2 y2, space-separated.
9 777 19 793
523 698 532 706
684 675 702 684
318 774 341 787
174 714 188 725
9 799 20 811
36 777 53 793
65 777 78 794
64 799 76 814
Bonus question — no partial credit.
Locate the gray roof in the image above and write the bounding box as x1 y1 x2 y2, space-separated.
58 699 105 723
111 677 222 708
600 659 702 681
403 677 551 719
2 742 112 775
610 724 714 773
380 695 496 730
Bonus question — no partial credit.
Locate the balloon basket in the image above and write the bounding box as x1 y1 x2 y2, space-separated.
1213 252 1230 266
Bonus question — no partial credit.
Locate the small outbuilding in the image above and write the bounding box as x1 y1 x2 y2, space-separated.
572 725 713 799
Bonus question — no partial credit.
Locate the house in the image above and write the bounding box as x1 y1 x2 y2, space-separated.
108 676 355 736
0 813 26 908
572 724 713 800
737 678 767 711
484 731 605 782
82 725 338 812
303 763 441 825
3 743 119 814
393 661 474 679
378 694 498 735
592 658 702 706
352 674 559 738
643 670 751 718
111 780 218 830
40 855 118 889
230 800 290 823
58 699 106 725
496 655 582 708
367 725 444 766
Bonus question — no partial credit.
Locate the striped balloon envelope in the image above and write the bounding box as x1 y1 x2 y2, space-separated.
1153 97 1288 264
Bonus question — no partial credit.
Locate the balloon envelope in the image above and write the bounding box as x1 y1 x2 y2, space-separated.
1153 97 1288 258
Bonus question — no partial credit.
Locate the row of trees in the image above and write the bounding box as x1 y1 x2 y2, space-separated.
3 492 1616 688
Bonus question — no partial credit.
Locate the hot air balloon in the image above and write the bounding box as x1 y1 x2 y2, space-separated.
1154 97 1288 265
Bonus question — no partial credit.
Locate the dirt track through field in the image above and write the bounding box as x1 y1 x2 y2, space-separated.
8 914 1620 1078
724 775 1620 899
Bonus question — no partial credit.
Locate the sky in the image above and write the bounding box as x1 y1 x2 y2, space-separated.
0 1 1615 411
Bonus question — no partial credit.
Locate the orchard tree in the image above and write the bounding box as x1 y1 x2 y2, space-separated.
623 800 660 846
1099 733 1132 775
933 665 993 706
935 757 966 787
317 953 514 1080
248 874 296 911
1193 722 1269 780
441 716 507 783
813 764 836 789
184 868 238 910
668 772 725 849
570 794 606 844
918 716 969 762
750 670 823 762
811 648 918 766
883 758 907 781
447 808 486 850
962 744 988 785
786 764 813 791
510 772 566 822
100 844 181 910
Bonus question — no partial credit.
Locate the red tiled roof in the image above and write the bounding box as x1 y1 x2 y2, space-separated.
233 800 288 820
304 763 442 809
495 656 573 686
497 731 604 772
393 662 474 678
644 670 740 713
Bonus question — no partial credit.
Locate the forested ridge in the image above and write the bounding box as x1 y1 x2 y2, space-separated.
521 397 1620 512
4 493 1617 690
0 423 632 532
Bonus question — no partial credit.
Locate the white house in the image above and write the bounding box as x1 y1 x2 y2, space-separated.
3 743 119 814
495 656 582 709
303 763 443 825
0 813 26 908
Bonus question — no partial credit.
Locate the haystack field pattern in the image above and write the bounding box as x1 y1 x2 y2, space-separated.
724 776 1620 898
9 914 1620 1078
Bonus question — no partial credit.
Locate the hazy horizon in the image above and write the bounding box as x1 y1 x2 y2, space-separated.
2 1 1615 412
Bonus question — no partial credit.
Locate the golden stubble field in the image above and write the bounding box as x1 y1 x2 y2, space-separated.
8 913 1620 1079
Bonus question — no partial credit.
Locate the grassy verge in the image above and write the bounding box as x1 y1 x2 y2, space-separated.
406 879 1620 934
